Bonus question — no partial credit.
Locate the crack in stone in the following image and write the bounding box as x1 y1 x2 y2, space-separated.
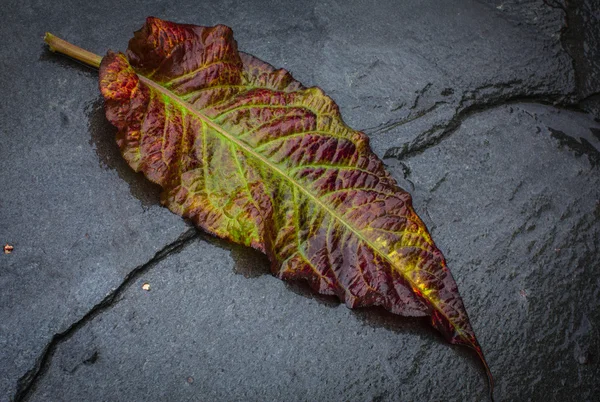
410 82 433 110
383 90 578 161
378 13 599 161
12 228 199 402
363 83 441 134
542 0 567 12
379 0 600 160
366 101 447 135
548 127 600 167
549 0 600 117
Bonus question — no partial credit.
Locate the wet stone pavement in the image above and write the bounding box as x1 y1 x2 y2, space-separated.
1 1 599 401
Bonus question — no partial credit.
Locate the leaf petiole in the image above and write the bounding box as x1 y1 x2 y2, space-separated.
44 33 102 68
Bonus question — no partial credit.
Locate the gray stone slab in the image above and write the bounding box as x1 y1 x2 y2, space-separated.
25 238 440 401
0 2 194 399
24 104 600 401
397 103 600 400
561 0 600 115
1 0 598 401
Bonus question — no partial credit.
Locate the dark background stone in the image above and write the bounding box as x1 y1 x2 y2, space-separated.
1 0 598 401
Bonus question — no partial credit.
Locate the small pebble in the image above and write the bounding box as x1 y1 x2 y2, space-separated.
577 352 590 365
142 282 151 291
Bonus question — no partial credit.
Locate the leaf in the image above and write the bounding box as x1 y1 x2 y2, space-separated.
50 16 493 393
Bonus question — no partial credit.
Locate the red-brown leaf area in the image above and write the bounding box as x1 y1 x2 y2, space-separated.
99 17 492 387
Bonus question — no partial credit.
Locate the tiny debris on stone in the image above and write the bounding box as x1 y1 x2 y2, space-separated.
141 283 151 291
4 244 14 254
186 376 194 384
577 352 591 365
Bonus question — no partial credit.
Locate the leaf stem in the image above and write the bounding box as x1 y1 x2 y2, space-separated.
44 33 102 68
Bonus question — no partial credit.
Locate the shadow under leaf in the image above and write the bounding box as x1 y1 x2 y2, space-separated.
86 98 162 208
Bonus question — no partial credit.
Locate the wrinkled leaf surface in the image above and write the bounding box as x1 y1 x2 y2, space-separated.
99 17 491 386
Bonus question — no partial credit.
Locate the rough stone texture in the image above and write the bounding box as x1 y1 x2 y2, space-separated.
399 104 600 401
21 104 600 402
561 0 600 117
0 7 193 399
1 0 599 401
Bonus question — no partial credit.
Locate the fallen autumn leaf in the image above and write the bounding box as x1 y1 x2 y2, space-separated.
45 16 493 397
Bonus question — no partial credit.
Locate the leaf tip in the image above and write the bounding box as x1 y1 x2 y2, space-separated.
472 343 495 401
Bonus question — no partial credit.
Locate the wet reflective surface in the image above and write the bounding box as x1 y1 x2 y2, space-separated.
1 1 599 401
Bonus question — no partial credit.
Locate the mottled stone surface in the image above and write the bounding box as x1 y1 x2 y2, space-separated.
0 6 192 397
1 0 598 401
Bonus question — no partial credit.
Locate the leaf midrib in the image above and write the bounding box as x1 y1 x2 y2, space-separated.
137 74 466 340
